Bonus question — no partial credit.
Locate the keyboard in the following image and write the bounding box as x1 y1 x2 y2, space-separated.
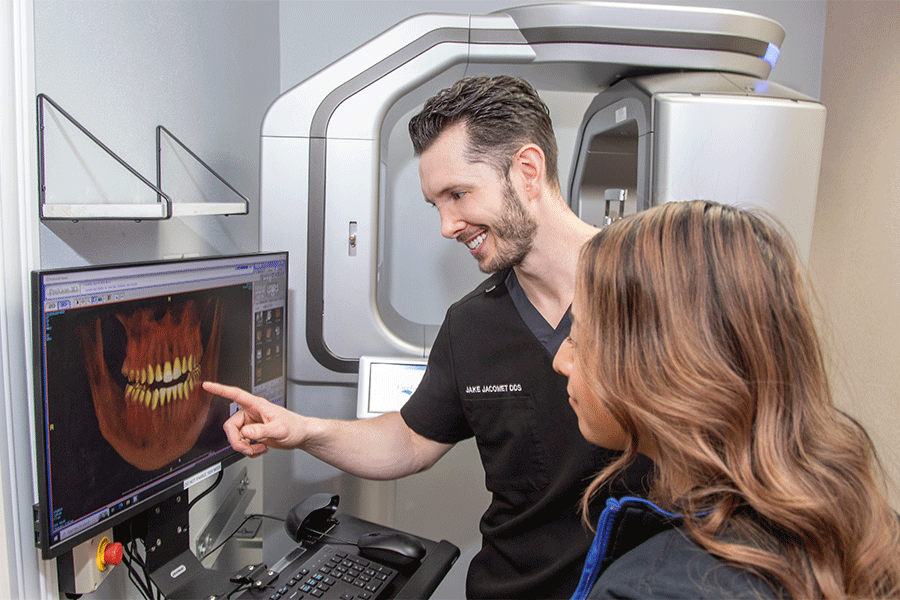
249 544 397 600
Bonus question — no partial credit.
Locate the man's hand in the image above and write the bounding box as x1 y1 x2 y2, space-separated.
204 381 303 457
205 381 453 479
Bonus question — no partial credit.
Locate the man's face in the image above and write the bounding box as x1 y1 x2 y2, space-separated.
418 123 537 273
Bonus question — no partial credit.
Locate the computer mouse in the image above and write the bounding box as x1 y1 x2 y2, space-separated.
356 531 426 567
284 493 339 542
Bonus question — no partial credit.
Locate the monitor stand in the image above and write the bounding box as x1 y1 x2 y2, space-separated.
140 490 236 600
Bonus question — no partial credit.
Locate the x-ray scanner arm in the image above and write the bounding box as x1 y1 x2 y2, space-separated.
259 3 789 384
568 71 825 249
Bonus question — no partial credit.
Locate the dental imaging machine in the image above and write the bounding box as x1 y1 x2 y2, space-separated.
259 2 826 390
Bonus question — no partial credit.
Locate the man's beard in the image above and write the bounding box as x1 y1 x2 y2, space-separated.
477 179 538 273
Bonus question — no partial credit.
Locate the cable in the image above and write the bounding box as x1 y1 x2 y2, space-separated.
122 518 168 600
188 468 224 510
121 545 154 600
200 513 285 564
303 529 357 547
120 520 156 600
226 583 252 599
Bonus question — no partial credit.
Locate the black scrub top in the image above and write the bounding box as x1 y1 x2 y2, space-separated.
401 270 651 599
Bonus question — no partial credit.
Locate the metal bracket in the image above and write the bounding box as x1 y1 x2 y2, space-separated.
195 466 258 560
603 188 627 225
36 93 249 221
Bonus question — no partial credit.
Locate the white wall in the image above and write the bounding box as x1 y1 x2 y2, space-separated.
810 0 900 510
7 1 280 598
1 0 40 596
33 0 280 268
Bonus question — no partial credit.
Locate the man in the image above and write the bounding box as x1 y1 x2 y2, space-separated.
205 75 650 599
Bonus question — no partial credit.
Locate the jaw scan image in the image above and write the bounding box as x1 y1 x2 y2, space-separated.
41 283 250 523
76 295 225 472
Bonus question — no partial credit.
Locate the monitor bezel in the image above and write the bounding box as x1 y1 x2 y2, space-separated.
31 251 288 560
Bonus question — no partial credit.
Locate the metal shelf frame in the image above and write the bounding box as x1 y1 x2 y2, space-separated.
36 93 250 221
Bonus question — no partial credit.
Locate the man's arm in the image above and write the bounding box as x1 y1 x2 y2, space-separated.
204 381 453 480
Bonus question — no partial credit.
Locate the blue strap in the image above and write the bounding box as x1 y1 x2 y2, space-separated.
570 497 621 600
570 497 683 600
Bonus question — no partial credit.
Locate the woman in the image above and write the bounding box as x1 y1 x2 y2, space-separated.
553 200 900 599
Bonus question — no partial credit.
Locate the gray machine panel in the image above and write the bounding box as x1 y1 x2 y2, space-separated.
258 3 795 383
569 72 825 262
652 91 825 259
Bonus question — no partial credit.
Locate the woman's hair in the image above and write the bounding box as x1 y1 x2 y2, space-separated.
407 75 559 190
576 200 900 598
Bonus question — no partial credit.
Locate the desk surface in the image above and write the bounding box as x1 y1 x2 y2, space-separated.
162 514 460 600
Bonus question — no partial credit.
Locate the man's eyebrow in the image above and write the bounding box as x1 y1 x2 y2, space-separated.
430 184 458 199
423 183 461 206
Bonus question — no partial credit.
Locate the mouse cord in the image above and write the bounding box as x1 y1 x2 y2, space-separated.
303 529 357 546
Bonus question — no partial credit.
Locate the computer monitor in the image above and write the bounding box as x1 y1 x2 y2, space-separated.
356 356 427 419
31 252 288 561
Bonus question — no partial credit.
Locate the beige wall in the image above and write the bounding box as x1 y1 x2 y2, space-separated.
811 0 900 509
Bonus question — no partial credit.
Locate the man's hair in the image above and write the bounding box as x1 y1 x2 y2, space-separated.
408 75 559 189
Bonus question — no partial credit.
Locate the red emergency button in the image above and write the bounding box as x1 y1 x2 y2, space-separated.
104 541 123 566
97 537 123 571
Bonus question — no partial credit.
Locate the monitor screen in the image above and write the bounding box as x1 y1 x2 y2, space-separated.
356 356 427 419
32 252 288 559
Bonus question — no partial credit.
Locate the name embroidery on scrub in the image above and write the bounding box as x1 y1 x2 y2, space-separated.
465 383 523 394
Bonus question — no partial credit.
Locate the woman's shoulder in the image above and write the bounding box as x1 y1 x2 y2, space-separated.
589 527 783 599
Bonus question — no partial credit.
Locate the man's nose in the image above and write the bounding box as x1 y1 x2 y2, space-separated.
438 206 466 240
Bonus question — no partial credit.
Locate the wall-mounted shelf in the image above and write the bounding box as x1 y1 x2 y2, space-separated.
36 94 250 221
